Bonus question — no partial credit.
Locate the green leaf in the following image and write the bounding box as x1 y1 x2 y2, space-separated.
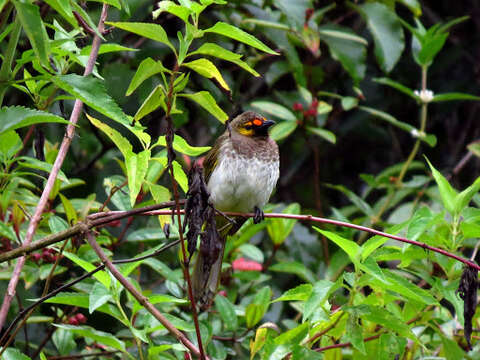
52 328 76 356
269 261 315 283
250 101 296 121
269 121 297 141
432 92 480 102
318 29 368 45
125 149 151 207
327 184 373 216
345 314 365 354
2 348 32 360
455 176 480 214
238 243 264 263
245 303 264 328
89 282 113 314
319 24 366 83
357 3 404 72
0 131 22 160
0 221 16 241
441 336 465 360
80 43 138 56
106 22 175 53
44 292 124 322
303 280 335 321
183 58 230 92
179 91 228 123
273 284 313 303
126 58 169 96
215 295 238 331
52 75 150 146
291 345 323 360
425 157 458 214
275 322 309 345
59 193 77 224
362 305 414 339
397 0 421 16
17 157 69 183
373 77 417 99
189 43 259 77
152 1 191 22
305 126 336 144
86 114 132 159
134 85 166 121
13 0 50 69
63 252 110 288
54 324 126 351
0 106 69 135
340 96 358 110
204 22 278 55
154 134 211 156
315 228 360 264
266 203 300 245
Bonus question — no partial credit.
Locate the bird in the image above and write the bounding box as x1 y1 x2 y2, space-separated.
192 111 279 309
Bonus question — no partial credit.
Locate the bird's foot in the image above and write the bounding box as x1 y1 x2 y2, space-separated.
253 206 264 224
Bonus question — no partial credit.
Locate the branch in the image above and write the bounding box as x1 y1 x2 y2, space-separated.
0 4 110 330
0 200 182 264
85 231 203 359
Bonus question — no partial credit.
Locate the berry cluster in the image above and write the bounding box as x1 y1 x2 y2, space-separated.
67 313 87 325
30 248 58 264
293 98 319 118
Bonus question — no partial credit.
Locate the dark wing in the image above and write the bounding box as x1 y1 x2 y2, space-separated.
203 133 227 184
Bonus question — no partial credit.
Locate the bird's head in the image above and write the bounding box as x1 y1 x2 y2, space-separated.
229 111 275 138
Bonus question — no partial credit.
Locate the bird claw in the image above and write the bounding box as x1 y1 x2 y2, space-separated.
253 206 264 224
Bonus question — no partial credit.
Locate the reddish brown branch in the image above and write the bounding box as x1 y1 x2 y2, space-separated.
0 4 110 330
85 231 203 358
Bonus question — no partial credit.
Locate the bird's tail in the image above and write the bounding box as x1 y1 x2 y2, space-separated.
191 216 247 310
192 236 226 310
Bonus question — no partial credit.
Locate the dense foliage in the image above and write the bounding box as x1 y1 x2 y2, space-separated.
1 0 480 359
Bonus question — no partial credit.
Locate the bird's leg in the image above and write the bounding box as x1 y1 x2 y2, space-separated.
253 206 264 224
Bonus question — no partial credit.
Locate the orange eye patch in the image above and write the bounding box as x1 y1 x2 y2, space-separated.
253 118 264 126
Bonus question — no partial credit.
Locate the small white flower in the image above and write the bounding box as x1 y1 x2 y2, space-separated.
410 129 420 137
414 89 434 103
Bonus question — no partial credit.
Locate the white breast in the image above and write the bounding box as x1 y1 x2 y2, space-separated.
207 144 279 213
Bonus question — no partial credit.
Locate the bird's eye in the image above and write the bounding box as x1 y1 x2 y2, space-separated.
244 125 253 130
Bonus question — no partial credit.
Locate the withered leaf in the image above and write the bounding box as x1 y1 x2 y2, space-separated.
457 265 478 350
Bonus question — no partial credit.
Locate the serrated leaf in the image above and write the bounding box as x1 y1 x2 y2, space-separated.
183 58 230 92
14 0 50 68
125 149 151 207
52 75 149 146
273 284 311 304
106 21 174 53
0 106 68 135
315 228 360 263
179 91 228 123
345 314 365 354
134 85 166 121
86 114 132 158
126 58 169 96
250 101 296 121
17 156 69 183
204 22 278 55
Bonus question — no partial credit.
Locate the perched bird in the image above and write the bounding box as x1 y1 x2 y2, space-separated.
192 111 279 308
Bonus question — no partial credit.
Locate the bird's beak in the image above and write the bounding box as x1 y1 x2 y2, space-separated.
260 119 275 130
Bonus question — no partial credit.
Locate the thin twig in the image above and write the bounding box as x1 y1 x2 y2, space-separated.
85 231 203 358
0 3 110 330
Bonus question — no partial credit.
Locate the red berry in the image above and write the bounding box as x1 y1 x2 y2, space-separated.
31 253 42 263
232 257 263 272
75 313 87 324
68 317 79 325
293 102 303 111
218 290 227 297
